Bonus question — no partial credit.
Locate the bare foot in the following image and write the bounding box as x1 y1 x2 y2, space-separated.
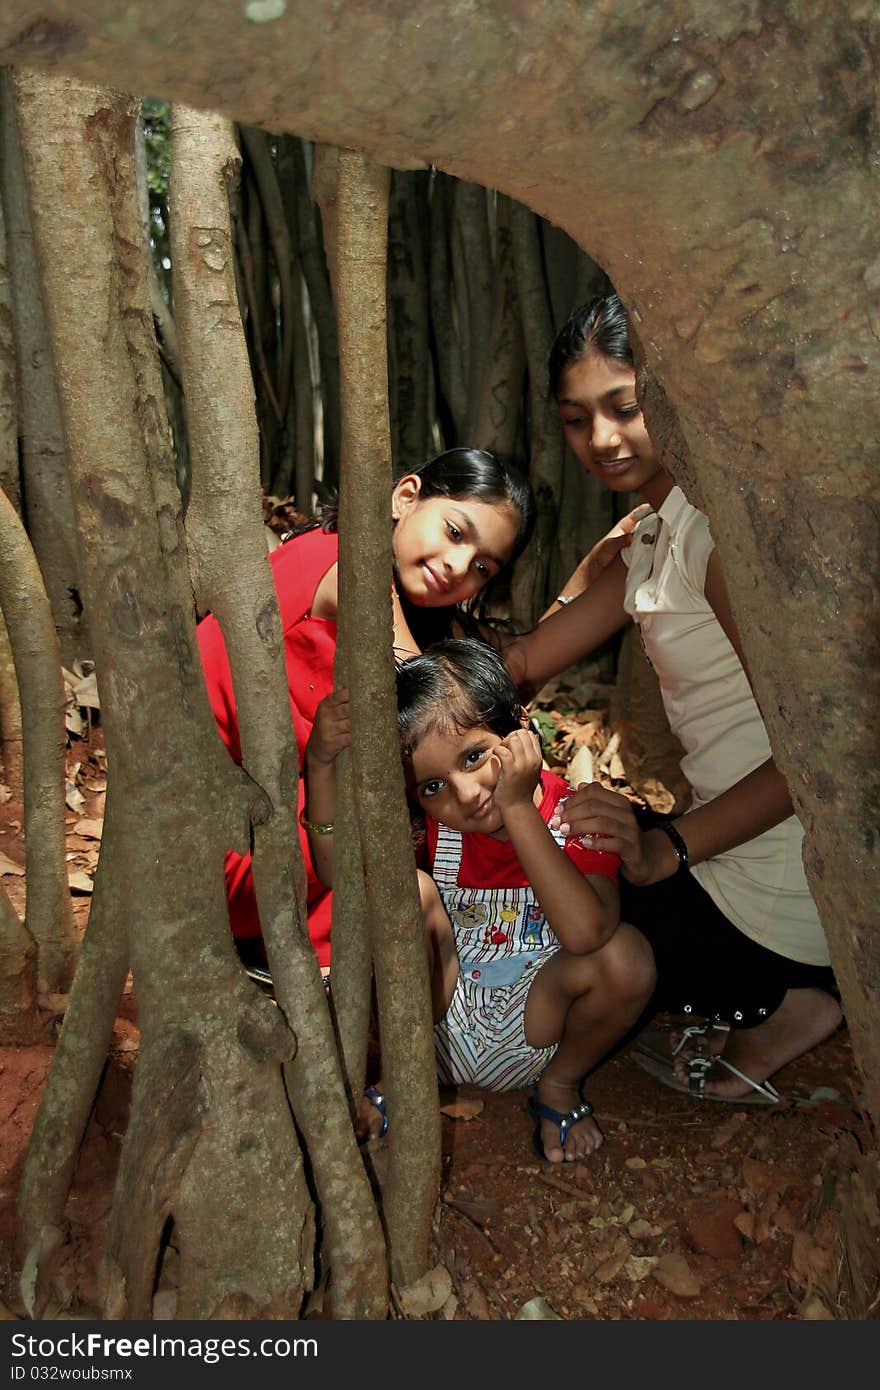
677 990 842 1101
533 1074 603 1164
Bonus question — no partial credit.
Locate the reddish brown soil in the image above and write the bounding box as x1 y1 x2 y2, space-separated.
0 732 877 1322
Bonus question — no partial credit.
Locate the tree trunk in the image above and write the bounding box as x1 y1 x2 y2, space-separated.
0 187 23 795
509 199 565 623
334 148 440 1289
14 70 313 1320
471 193 525 461
0 883 39 1045
0 486 77 991
0 71 83 663
453 181 493 439
0 174 19 513
387 169 430 472
0 0 877 1174
170 103 387 1321
279 138 340 494
429 171 466 443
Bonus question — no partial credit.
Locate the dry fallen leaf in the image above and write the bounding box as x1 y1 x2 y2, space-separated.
624 1254 657 1282
73 818 103 841
393 1264 453 1318
651 1252 701 1298
593 1235 631 1283
628 1219 654 1239
798 1293 835 1320
514 1296 562 1320
0 851 24 877
440 1098 485 1121
734 1210 756 1243
566 745 594 787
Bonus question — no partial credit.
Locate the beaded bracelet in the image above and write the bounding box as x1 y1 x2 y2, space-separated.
299 809 335 836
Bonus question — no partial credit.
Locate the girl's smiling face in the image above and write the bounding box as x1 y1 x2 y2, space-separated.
391 476 520 608
408 723 507 835
556 351 666 500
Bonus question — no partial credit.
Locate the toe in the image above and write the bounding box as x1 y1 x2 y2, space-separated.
539 1121 565 1164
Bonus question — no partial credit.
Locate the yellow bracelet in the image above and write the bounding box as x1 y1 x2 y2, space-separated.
299 809 335 836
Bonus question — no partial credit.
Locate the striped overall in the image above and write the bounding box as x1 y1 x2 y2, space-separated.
432 819 563 1091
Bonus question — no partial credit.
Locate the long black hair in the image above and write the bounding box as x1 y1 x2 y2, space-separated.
396 638 522 759
395 448 534 646
547 292 633 398
290 447 535 646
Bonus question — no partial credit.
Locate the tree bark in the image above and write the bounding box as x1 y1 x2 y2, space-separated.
429 171 466 443
453 181 493 439
334 148 440 1289
509 199 565 623
282 138 339 493
0 486 77 991
0 177 19 513
471 193 525 461
18 791 129 1312
0 0 876 1163
0 190 23 792
0 885 39 1046
0 71 83 663
14 70 313 1320
170 103 387 1321
387 169 430 472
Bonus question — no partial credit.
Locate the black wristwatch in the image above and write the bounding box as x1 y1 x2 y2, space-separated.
658 819 689 871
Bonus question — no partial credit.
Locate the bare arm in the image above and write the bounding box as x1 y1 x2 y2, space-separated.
540 504 653 619
312 558 422 663
553 548 796 885
504 552 630 690
493 731 619 950
303 688 350 886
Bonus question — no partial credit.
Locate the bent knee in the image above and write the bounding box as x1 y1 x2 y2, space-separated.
595 923 656 1003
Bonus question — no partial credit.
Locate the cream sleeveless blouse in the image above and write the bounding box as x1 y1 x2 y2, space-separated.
622 487 829 967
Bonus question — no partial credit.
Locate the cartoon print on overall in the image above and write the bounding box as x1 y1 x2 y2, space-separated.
432 814 567 1091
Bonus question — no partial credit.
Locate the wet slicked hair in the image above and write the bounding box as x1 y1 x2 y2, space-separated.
548 292 633 397
396 638 522 759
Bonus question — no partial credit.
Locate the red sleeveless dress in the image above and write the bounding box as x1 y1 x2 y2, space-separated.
197 528 339 967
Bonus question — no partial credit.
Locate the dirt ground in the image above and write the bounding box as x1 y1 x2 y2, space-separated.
0 698 878 1323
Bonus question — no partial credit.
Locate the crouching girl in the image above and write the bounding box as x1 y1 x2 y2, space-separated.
305 639 655 1164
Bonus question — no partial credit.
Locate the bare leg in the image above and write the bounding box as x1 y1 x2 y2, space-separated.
524 923 655 1163
687 988 843 1100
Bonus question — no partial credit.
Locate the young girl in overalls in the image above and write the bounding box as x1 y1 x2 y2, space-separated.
198 448 535 977
306 639 656 1162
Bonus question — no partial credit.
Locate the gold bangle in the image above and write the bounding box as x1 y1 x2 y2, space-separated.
299 809 335 836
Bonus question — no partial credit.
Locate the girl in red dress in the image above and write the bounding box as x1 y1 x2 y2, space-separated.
197 448 535 974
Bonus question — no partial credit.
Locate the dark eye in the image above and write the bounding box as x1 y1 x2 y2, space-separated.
421 779 443 798
447 522 462 541
464 748 487 769
615 403 640 418
561 414 585 427
473 560 490 578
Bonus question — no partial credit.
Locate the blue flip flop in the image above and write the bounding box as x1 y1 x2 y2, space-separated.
363 1084 388 1138
527 1087 594 1161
